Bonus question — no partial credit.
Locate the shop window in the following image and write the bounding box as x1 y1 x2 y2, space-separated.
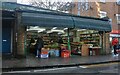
116 14 120 24
100 0 106 3
99 11 107 18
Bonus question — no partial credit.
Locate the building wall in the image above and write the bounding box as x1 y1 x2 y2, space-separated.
99 2 118 30
70 1 119 31
69 1 120 54
79 2 98 17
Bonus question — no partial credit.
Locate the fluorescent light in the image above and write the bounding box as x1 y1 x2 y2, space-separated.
38 30 43 33
77 29 86 31
51 30 64 33
64 28 68 30
47 31 52 33
27 29 29 31
58 32 62 34
52 27 57 30
47 30 64 33
27 28 46 32
33 26 39 29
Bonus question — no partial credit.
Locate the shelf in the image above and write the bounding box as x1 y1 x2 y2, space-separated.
80 36 99 38
80 33 99 35
79 32 100 46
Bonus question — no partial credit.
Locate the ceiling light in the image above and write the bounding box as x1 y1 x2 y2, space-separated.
33 26 39 29
52 27 57 30
51 30 64 33
77 29 86 31
64 28 68 30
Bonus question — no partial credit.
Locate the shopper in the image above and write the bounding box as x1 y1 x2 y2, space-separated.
58 36 63 57
58 36 63 44
35 36 44 57
112 38 119 56
29 38 35 53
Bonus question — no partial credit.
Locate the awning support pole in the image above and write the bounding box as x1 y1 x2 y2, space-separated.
67 28 71 54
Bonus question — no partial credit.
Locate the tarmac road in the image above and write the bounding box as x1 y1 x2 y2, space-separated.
2 62 120 75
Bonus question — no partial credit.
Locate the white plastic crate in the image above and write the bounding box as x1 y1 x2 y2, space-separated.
40 54 49 58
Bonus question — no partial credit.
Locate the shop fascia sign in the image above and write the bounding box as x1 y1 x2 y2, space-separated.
110 34 120 37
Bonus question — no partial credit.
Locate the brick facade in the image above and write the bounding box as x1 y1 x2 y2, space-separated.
70 1 120 31
68 1 120 54
17 26 25 56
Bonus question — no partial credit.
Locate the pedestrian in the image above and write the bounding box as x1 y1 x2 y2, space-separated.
58 36 63 44
35 36 44 57
58 36 63 57
29 38 35 53
112 38 119 56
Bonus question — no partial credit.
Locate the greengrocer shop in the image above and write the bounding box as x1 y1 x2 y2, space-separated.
2 2 111 58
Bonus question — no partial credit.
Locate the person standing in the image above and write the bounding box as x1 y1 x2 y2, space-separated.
35 36 44 57
58 36 63 57
29 38 35 53
58 36 63 44
112 38 119 55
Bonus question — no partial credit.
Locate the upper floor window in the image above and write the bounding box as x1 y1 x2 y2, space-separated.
116 14 120 24
81 0 89 11
100 0 106 3
117 0 120 5
99 11 107 18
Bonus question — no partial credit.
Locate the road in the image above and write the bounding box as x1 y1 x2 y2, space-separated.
2 62 120 75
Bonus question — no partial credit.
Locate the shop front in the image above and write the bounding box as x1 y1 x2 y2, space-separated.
16 10 111 58
2 2 112 58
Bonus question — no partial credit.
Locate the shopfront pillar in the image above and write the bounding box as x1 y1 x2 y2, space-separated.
102 32 111 54
17 26 26 57
103 32 106 54
15 11 26 57
104 33 111 54
12 20 17 57
99 31 104 54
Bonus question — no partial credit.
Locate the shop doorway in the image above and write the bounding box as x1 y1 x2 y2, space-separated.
2 22 12 53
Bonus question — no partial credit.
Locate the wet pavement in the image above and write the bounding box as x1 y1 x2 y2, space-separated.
29 62 119 73
2 53 120 71
2 62 120 75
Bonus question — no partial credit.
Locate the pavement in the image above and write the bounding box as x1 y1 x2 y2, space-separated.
2 53 120 72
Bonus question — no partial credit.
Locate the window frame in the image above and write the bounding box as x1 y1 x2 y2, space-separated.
116 14 120 25
100 0 106 3
116 0 120 5
99 11 107 18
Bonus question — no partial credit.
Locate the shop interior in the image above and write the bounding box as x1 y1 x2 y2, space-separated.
26 26 101 58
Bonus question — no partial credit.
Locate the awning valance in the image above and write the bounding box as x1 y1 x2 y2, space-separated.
21 12 74 28
73 16 111 31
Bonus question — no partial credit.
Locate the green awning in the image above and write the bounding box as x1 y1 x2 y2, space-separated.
73 16 111 31
2 2 112 32
21 11 74 28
